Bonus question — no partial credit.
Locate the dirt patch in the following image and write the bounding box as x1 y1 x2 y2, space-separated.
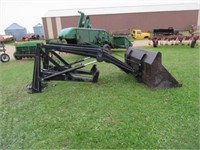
132 39 150 47
4 45 15 60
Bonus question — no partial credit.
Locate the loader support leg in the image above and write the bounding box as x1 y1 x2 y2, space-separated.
26 45 43 93
27 44 100 93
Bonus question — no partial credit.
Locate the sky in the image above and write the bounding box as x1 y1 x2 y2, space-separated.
0 0 199 34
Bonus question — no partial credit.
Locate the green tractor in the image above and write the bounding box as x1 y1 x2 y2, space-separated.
58 11 132 52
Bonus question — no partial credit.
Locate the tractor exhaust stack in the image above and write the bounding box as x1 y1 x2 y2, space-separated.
125 47 182 89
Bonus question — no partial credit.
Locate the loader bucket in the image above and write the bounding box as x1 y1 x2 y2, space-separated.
125 47 182 89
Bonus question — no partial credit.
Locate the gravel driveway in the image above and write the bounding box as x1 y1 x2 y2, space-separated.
3 39 150 60
4 45 15 60
133 39 150 47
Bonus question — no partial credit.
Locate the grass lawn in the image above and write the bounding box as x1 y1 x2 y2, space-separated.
0 44 199 149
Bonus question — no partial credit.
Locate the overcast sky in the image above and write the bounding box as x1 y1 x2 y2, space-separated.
0 0 199 34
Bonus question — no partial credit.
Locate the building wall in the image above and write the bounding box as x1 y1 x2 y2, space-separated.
91 10 198 34
42 10 198 39
5 29 27 40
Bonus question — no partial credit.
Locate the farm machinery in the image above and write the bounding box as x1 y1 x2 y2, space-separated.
58 11 132 52
0 42 10 62
27 42 181 93
14 41 41 60
149 27 199 48
27 12 181 93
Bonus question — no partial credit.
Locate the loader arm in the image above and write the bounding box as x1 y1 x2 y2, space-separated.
43 43 137 74
27 43 181 93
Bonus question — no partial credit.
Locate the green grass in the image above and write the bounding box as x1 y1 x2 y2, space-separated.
0 45 199 149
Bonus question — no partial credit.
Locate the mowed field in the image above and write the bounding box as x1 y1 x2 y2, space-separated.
0 43 199 149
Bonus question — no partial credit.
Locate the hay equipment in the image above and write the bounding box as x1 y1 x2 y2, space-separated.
58 11 132 52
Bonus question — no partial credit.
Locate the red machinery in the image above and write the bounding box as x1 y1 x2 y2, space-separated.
150 34 199 48
149 27 199 48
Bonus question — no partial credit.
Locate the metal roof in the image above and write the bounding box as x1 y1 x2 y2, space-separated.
33 23 43 27
43 3 199 18
5 23 25 30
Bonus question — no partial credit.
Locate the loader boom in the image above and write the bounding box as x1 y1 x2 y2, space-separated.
27 43 181 93
43 43 136 74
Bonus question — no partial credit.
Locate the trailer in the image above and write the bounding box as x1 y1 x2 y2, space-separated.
153 27 180 36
